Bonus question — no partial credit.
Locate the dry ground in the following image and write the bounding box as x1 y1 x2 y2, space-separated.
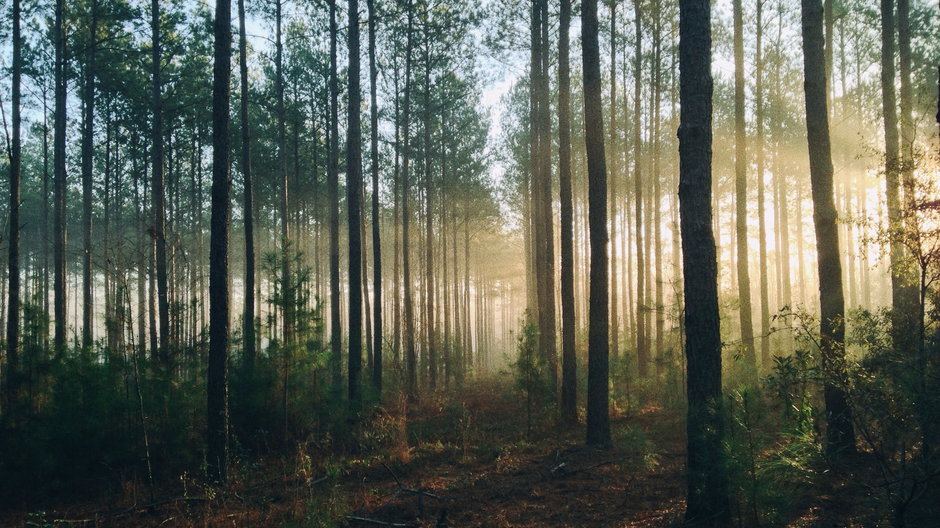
0 378 904 527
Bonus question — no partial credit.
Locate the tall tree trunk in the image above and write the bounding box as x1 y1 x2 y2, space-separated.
423 38 437 390
755 0 770 368
678 0 731 523
608 0 619 362
537 0 556 390
528 0 539 324
632 2 647 378
652 0 664 376
529 0 556 391
773 7 792 318
898 0 931 457
81 0 98 351
880 0 917 362
393 65 402 365
238 0 256 370
368 0 383 393
152 0 170 364
207 0 232 483
328 0 342 390
42 90 51 345
733 0 756 376
275 0 292 344
582 0 610 447
401 0 417 398
558 0 577 425
53 0 67 355
801 0 856 455
6 0 22 409
347 0 363 409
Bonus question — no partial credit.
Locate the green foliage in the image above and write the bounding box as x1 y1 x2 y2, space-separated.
510 314 554 436
0 348 203 504
725 385 826 526
845 309 940 526
612 423 660 471
729 306 940 526
233 245 336 450
0 250 336 504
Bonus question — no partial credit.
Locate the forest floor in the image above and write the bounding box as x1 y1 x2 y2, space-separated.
0 377 898 527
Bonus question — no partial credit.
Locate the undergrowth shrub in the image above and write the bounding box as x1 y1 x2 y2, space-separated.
510 314 554 436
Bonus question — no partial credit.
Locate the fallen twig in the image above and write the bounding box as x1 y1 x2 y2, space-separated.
551 460 616 478
347 515 416 527
382 463 444 500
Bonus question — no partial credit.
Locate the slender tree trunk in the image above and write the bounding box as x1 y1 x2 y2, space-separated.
81 0 98 351
207 0 232 483
422 38 437 390
441 153 451 385
583 0 610 447
401 1 417 398
733 0 756 376
775 1 791 310
897 0 919 305
152 0 171 364
274 0 292 345
347 0 364 409
755 0 770 368
632 2 647 378
801 0 856 455
368 0 383 393
5 0 22 409
42 90 51 345
558 0 577 425
53 0 67 355
238 0 256 370
537 0 556 390
452 187 461 381
329 0 343 390
608 0 619 362
678 1 730 523
652 0 664 377
393 66 402 365
880 0 917 360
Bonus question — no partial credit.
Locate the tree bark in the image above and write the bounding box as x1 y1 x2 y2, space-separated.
423 34 437 390
5 0 22 409
538 0 556 390
368 0 383 393
608 0 619 362
632 2 648 378
678 0 730 522
733 0 756 376
347 0 364 409
54 0 67 355
152 0 171 364
652 0 664 376
207 0 233 483
582 0 610 447
558 0 576 425
329 0 342 390
237 0 256 369
81 0 99 351
755 0 771 368
401 0 417 398
275 0 292 345
880 0 917 363
801 0 856 455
